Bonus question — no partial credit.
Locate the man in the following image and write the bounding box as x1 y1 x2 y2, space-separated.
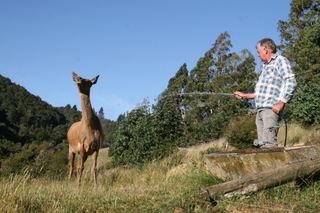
234 38 296 148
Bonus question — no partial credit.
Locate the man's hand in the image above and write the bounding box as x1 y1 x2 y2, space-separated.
234 91 245 100
234 91 255 100
272 101 285 114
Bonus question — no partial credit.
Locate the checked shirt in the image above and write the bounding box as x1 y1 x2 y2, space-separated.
254 54 297 108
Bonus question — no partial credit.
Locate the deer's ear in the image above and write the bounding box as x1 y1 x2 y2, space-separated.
91 75 100 84
72 72 79 82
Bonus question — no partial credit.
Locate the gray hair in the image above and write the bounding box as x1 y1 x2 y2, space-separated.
257 38 277 53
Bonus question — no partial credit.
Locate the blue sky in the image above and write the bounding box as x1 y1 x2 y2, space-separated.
0 0 292 121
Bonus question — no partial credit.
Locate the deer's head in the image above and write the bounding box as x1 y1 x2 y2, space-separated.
72 72 99 95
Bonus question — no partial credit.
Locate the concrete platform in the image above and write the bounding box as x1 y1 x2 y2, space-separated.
203 145 320 180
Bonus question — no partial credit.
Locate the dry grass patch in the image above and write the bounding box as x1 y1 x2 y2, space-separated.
278 123 320 146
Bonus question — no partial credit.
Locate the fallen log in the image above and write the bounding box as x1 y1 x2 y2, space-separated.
201 156 320 199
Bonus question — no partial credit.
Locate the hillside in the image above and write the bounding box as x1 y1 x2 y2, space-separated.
0 75 118 175
0 75 69 149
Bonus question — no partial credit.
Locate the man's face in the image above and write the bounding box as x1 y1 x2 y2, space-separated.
256 44 268 63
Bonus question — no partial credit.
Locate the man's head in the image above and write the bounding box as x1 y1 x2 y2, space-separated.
256 38 276 63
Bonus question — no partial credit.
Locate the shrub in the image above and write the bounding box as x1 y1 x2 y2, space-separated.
290 74 320 127
224 115 257 149
109 98 183 166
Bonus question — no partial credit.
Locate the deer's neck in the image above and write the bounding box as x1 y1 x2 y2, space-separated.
79 93 95 123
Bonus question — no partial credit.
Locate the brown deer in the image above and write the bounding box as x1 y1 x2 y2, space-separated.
67 72 104 187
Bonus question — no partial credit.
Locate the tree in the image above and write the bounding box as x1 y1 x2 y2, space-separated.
151 96 183 157
278 0 320 86
100 118 119 148
116 113 126 124
98 107 105 120
109 105 151 165
290 74 320 126
177 32 256 145
180 32 233 144
278 0 320 126
109 97 182 165
161 63 189 118
166 63 189 94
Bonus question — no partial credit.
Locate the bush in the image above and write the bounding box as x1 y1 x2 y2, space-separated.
290 74 320 127
0 141 68 177
109 98 183 166
224 115 257 149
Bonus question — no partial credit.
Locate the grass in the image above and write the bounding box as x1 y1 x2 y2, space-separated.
0 124 319 212
278 122 320 146
0 147 222 212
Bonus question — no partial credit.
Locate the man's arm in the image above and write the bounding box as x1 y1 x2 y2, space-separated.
273 56 297 114
277 56 297 103
234 91 255 100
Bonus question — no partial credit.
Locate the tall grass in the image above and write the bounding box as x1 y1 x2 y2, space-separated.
0 124 319 212
0 147 222 212
278 123 320 146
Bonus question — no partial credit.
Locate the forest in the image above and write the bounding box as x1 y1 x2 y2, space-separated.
1 0 320 176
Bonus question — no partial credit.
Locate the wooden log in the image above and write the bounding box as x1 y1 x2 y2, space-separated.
201 156 320 199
